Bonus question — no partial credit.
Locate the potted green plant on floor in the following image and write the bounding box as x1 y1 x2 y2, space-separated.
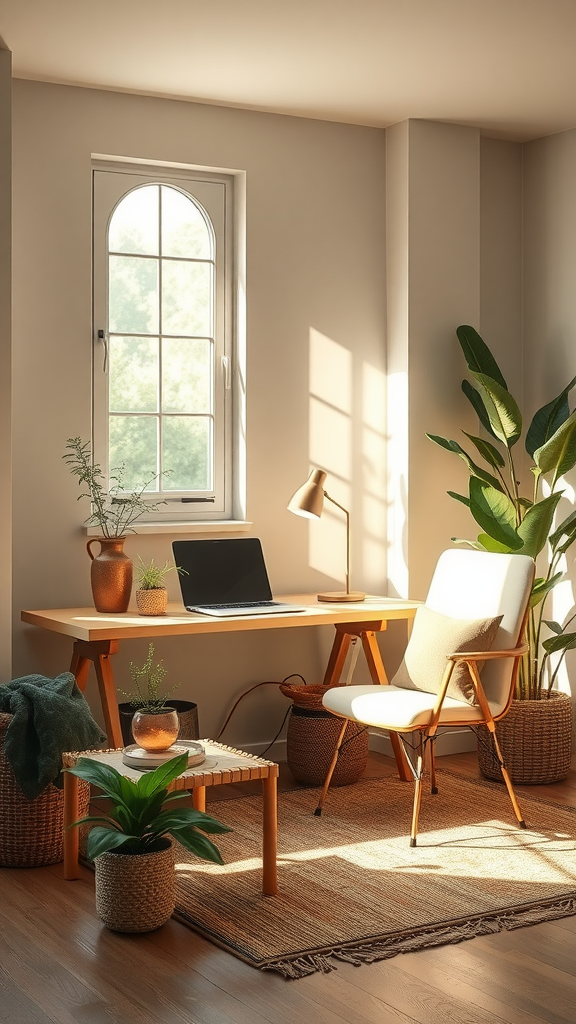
427 325 574 783
134 555 187 616
63 437 165 613
66 751 231 932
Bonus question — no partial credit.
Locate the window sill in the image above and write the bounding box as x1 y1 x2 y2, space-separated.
85 521 252 537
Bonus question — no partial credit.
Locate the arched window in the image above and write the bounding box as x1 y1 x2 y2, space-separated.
93 166 239 522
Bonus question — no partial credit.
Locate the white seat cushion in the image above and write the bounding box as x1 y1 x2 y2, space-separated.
323 684 506 731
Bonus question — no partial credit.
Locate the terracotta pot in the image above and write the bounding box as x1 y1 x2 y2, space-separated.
132 708 179 751
95 840 175 932
136 587 168 616
87 537 133 613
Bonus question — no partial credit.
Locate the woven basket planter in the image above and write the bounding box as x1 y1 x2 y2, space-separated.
136 587 168 616
0 712 90 867
477 690 573 785
94 840 175 932
286 705 369 786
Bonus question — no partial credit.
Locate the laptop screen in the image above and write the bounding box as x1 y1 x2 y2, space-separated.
172 538 274 605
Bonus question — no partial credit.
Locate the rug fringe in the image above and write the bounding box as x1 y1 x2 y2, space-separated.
262 896 576 979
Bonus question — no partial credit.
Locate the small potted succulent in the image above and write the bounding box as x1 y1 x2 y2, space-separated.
66 751 231 932
134 555 186 616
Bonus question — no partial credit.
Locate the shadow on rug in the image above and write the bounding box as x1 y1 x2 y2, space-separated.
173 770 576 978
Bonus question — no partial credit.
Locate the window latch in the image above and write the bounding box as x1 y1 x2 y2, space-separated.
221 356 231 390
97 329 108 373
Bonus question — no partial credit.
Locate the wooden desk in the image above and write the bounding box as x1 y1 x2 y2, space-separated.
22 594 419 780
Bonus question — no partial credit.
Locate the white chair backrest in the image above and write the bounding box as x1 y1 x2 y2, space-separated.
425 550 534 709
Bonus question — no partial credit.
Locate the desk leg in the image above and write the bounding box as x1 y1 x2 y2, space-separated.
70 640 122 748
63 771 80 880
261 773 278 896
192 786 206 813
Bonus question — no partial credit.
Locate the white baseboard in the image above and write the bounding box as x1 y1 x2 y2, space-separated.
224 727 476 764
368 727 477 758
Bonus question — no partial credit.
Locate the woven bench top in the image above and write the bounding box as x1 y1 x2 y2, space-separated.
62 740 279 788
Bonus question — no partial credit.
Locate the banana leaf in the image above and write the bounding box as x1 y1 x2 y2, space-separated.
468 478 522 549
472 373 522 447
456 325 508 389
461 380 499 440
462 431 505 468
426 434 503 490
515 491 564 558
533 409 576 480
525 375 576 457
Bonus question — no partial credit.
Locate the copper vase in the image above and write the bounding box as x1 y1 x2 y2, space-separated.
87 537 133 613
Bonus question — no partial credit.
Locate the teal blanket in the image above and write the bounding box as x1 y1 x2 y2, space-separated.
0 672 106 799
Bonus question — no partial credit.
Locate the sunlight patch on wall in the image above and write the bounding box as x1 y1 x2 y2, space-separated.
386 370 408 598
308 329 352 585
361 362 386 589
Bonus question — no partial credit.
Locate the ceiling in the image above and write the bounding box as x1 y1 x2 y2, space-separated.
3 0 576 142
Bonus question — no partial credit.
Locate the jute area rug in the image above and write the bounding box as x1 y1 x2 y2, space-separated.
173 770 576 979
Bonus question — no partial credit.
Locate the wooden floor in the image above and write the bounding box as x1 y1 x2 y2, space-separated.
2 750 576 1024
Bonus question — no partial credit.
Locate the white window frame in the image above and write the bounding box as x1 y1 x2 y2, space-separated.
92 158 246 527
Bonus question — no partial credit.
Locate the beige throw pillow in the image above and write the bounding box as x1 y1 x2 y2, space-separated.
391 606 503 705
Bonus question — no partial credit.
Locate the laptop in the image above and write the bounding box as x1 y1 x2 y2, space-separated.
172 538 308 617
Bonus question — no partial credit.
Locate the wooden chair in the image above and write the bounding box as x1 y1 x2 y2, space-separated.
319 549 534 845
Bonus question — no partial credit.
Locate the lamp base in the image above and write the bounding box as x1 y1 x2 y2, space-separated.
317 591 366 603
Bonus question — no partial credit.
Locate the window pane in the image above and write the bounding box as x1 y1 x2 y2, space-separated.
110 337 159 413
109 256 159 334
161 186 211 259
163 417 211 490
109 185 159 255
162 338 211 414
109 415 158 491
162 260 211 336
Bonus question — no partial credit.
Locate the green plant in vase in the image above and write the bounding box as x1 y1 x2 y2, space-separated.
427 325 576 701
63 437 166 613
120 642 182 751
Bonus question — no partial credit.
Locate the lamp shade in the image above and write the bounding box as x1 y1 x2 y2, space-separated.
287 469 327 519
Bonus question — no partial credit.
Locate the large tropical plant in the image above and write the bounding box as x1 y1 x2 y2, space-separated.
427 325 576 700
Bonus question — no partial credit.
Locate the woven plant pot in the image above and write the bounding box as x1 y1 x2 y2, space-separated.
0 712 90 867
94 839 175 932
136 587 168 616
478 691 573 785
286 705 369 786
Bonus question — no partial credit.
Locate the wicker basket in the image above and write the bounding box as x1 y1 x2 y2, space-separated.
279 683 334 710
286 705 369 786
477 691 573 785
95 840 175 932
0 712 90 867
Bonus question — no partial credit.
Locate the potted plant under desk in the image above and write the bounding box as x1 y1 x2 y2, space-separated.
118 643 199 749
65 752 230 932
427 325 574 784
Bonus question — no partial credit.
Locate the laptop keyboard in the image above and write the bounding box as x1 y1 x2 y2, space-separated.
192 601 279 610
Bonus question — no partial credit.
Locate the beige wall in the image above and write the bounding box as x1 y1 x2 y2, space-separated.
11 80 387 745
0 50 11 681
387 119 481 603
523 127 576 701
